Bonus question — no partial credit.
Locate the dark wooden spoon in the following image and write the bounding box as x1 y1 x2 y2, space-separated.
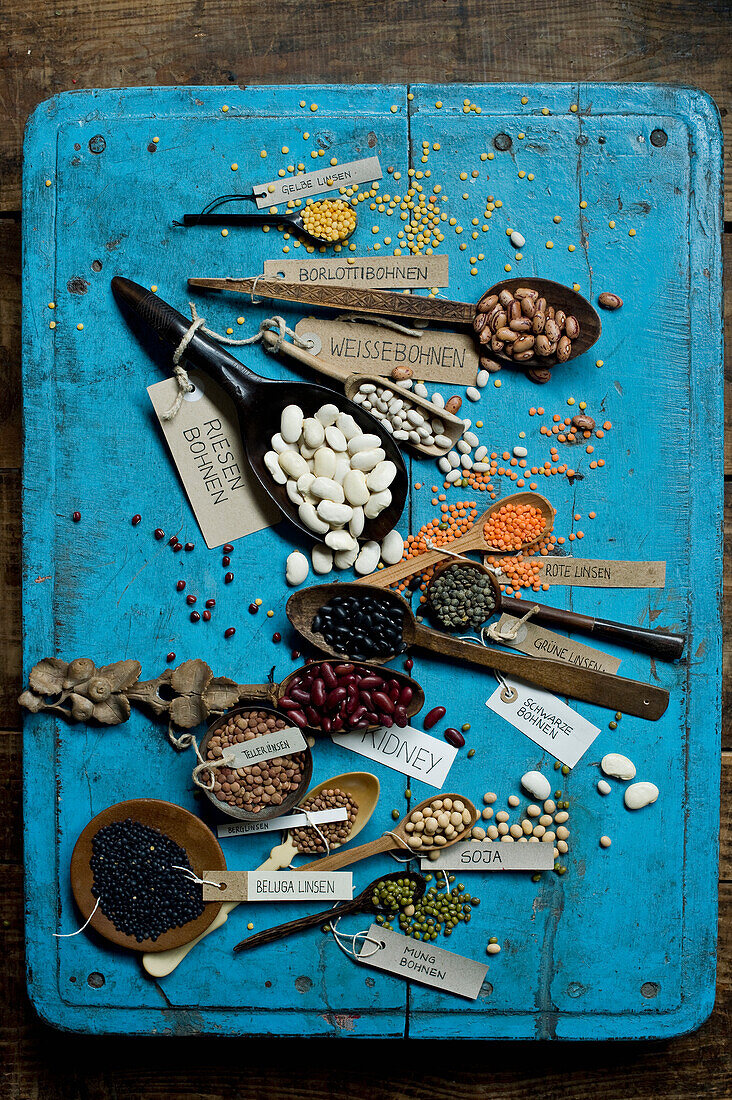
425 559 685 661
111 277 407 542
286 582 670 720
232 870 426 953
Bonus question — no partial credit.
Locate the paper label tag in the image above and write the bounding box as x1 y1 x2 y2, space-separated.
264 255 448 288
486 677 601 767
295 317 480 384
495 614 622 674
217 806 347 839
201 870 352 903
538 558 666 588
421 840 555 872
220 726 307 769
147 371 280 548
330 725 457 788
357 925 489 1000
253 156 382 208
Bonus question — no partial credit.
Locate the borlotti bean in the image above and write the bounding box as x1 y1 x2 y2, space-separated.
404 796 473 851
267 404 398 556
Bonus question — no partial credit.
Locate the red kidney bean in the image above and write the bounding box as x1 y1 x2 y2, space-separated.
321 663 337 689
423 706 446 730
381 714 394 727
154 528 165 540
394 706 408 728
444 727 465 748
166 652 175 663
202 610 211 622
334 664 354 675
326 686 347 708
306 707 320 726
404 657 414 672
372 691 395 714
288 709 307 728
290 686 310 705
331 716 344 731
205 598 215 608
176 580 186 592
223 543 234 554
310 679 325 707
349 705 367 724
224 627 236 638
272 632 281 643
224 572 234 584
365 712 379 725
279 697 299 710
351 719 369 729
399 686 413 706
320 715 332 733
131 514 141 526
359 676 383 690
386 679 400 695
186 594 197 605
222 556 230 567
359 689 374 708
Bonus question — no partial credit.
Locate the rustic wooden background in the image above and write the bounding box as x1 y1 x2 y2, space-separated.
0 0 729 1094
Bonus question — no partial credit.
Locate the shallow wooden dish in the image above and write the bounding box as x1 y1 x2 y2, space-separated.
70 798 226 953
477 277 601 367
198 702 313 823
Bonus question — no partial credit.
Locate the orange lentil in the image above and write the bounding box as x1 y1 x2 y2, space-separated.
595 430 604 439
603 421 612 430
589 511 596 519
537 407 544 415
597 459 605 467
483 502 546 551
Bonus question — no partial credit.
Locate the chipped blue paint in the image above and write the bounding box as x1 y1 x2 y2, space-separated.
22 83 722 1038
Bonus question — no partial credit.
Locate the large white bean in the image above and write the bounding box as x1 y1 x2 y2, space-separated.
285 551 309 586
350 448 385 472
315 403 339 427
333 455 351 484
298 502 330 535
355 540 381 575
342 469 370 506
286 480 304 506
325 530 358 552
302 417 325 449
296 471 316 495
313 446 337 479
349 506 365 538
434 435 452 450
438 456 452 473
324 425 347 451
264 450 287 485
271 432 298 454
280 405 304 443
364 488 391 518
317 500 353 525
334 545 359 569
336 412 360 440
310 477 345 504
367 460 397 492
311 544 333 575
277 451 309 480
380 529 404 565
347 433 382 454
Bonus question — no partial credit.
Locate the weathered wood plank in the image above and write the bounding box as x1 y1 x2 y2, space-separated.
1 1 730 213
0 473 21 731
0 219 21 468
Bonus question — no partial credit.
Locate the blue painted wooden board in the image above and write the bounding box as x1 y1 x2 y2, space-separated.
22 83 722 1038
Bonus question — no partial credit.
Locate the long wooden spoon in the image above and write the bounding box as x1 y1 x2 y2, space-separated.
356 492 555 590
296 792 477 872
232 870 426 953
141 770 380 978
260 327 465 457
425 560 685 661
286 583 670 719
187 276 601 366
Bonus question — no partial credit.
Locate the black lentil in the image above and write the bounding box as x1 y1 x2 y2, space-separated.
428 563 496 630
89 818 205 942
312 592 406 661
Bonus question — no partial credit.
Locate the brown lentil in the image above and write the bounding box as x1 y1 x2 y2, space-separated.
291 788 359 853
203 709 306 815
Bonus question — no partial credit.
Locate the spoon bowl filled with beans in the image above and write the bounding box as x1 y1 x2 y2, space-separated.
198 704 313 822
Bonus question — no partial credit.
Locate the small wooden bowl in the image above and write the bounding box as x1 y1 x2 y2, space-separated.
477 277 601 367
70 798 226 954
197 702 313 823
425 559 502 629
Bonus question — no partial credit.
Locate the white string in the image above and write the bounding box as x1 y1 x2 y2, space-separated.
335 313 426 338
329 916 383 959
162 303 311 421
483 603 540 644
381 829 414 864
287 805 332 866
53 896 101 938
423 537 475 564
172 865 227 890
191 746 237 792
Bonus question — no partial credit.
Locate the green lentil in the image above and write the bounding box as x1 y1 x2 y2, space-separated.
561 765 570 776
461 723 471 732
531 873 542 883
467 748 476 758
404 788 412 799
391 808 400 820
428 562 497 630
554 761 562 770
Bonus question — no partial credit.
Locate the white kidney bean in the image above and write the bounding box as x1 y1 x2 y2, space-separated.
463 431 480 448
334 546 359 569
313 446 337 479
349 506 365 538
367 460 397 492
324 425 347 451
347 433 382 454
476 370 489 388
298 502 330 535
354 540 381 575
285 551 309 585
280 405 304 443
521 771 552 801
624 782 659 810
302 417 325 449
286 481 304 506
434 435 452 451
510 230 525 248
431 392 445 408
264 450 287 485
342 469 370 506
457 440 471 455
271 432 297 454
336 412 360 440
325 529 358 552
315 403 339 426
364 489 391 518
296 471 316 495
445 469 462 483
311 544 333 575
447 451 461 468
380 528 404 565
317 500 353 525
601 753 636 780
438 456 451 473
597 779 612 795
277 451 309 480
350 448 385 472
310 477 345 504
466 387 481 402
474 445 488 461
